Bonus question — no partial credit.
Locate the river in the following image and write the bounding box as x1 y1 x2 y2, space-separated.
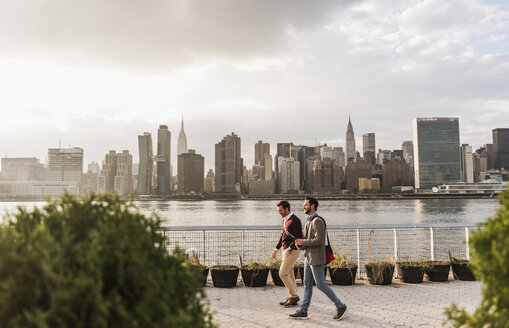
0 198 498 226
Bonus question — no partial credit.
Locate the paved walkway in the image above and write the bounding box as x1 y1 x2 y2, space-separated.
206 278 481 327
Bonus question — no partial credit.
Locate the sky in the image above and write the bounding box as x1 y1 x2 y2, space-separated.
0 0 508 172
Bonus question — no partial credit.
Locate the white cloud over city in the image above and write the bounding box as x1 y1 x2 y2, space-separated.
0 0 508 170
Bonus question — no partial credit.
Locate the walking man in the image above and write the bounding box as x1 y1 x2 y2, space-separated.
290 197 347 320
272 200 303 307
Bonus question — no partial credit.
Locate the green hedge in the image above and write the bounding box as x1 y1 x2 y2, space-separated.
445 185 509 327
0 193 215 328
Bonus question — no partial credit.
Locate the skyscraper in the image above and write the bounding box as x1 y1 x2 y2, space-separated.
493 128 509 170
177 116 188 156
362 133 376 165
177 149 204 194
114 150 133 195
278 157 300 193
460 144 474 183
254 140 270 165
345 116 356 163
402 141 414 173
98 150 117 193
47 147 83 183
137 132 153 195
413 118 461 189
156 125 171 194
215 133 242 193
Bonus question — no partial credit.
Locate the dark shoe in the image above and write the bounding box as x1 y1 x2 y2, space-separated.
283 296 300 307
333 305 347 320
289 310 308 320
279 298 289 306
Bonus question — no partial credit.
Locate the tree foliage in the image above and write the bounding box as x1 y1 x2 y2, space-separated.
0 193 215 328
445 186 509 327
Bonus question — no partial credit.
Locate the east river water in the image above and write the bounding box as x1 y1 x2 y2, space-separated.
0 198 499 226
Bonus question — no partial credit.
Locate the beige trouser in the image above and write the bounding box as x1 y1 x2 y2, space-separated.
279 248 300 298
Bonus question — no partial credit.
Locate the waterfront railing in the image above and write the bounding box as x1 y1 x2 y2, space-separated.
159 223 478 278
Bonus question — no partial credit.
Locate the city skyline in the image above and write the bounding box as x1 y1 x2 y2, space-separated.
0 116 506 173
1 1 508 171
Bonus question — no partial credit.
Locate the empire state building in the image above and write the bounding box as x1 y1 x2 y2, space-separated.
177 116 188 155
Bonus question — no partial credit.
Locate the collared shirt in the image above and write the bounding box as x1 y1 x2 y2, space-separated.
307 212 318 221
275 212 303 250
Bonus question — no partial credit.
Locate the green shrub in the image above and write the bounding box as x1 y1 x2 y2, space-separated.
328 249 356 268
396 259 430 270
210 265 238 270
0 193 215 328
243 261 268 270
445 186 509 327
266 257 282 269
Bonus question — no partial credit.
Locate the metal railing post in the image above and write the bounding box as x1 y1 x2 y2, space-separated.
465 227 470 260
203 230 206 265
393 228 398 278
242 230 245 261
356 228 361 279
429 227 434 261
393 228 398 262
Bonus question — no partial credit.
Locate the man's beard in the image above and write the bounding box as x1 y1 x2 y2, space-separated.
304 208 311 215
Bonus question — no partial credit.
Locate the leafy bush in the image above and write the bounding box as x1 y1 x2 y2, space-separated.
328 249 356 268
0 193 215 328
210 265 238 270
266 257 282 269
397 259 430 270
445 186 509 327
243 261 268 270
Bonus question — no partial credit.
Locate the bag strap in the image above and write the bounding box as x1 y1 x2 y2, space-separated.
283 217 296 239
312 215 332 249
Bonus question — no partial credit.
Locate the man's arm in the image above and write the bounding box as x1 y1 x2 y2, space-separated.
300 219 325 247
287 217 303 249
272 233 283 258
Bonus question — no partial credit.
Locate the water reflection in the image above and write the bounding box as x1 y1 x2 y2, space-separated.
0 199 498 227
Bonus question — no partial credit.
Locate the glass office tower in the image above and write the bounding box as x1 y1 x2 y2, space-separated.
413 118 461 189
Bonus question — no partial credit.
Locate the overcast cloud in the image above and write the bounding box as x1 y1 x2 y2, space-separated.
0 0 508 171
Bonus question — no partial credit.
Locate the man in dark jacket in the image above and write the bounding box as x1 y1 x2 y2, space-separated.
290 197 347 320
272 200 303 307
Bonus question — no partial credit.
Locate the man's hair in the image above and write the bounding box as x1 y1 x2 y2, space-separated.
305 197 319 210
277 200 291 211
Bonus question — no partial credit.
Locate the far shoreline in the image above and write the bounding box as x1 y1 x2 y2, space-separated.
0 192 500 202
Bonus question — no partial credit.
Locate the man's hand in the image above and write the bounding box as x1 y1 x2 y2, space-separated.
272 249 278 259
295 239 303 249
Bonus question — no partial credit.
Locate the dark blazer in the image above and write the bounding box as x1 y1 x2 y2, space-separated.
301 215 326 265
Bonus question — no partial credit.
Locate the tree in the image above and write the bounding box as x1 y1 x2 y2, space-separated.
445 186 509 327
0 193 215 328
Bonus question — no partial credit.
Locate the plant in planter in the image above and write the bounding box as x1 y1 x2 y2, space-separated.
241 261 269 287
183 258 209 287
365 229 394 285
396 259 429 283
183 249 209 287
210 265 239 288
424 260 450 282
365 259 395 285
266 257 285 286
328 250 358 285
449 252 476 281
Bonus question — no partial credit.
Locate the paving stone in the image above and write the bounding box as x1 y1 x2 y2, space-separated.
205 280 481 327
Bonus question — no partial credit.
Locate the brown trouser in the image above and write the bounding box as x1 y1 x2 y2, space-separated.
279 248 300 298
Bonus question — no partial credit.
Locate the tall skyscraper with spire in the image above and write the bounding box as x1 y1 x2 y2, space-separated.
345 116 356 163
177 116 188 155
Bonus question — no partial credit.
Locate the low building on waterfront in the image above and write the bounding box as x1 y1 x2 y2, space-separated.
438 181 507 194
359 177 380 191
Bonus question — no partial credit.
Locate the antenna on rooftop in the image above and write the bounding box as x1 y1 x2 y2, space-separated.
59 139 61 148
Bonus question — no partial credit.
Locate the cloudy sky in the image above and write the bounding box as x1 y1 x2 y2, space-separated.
1 0 508 172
